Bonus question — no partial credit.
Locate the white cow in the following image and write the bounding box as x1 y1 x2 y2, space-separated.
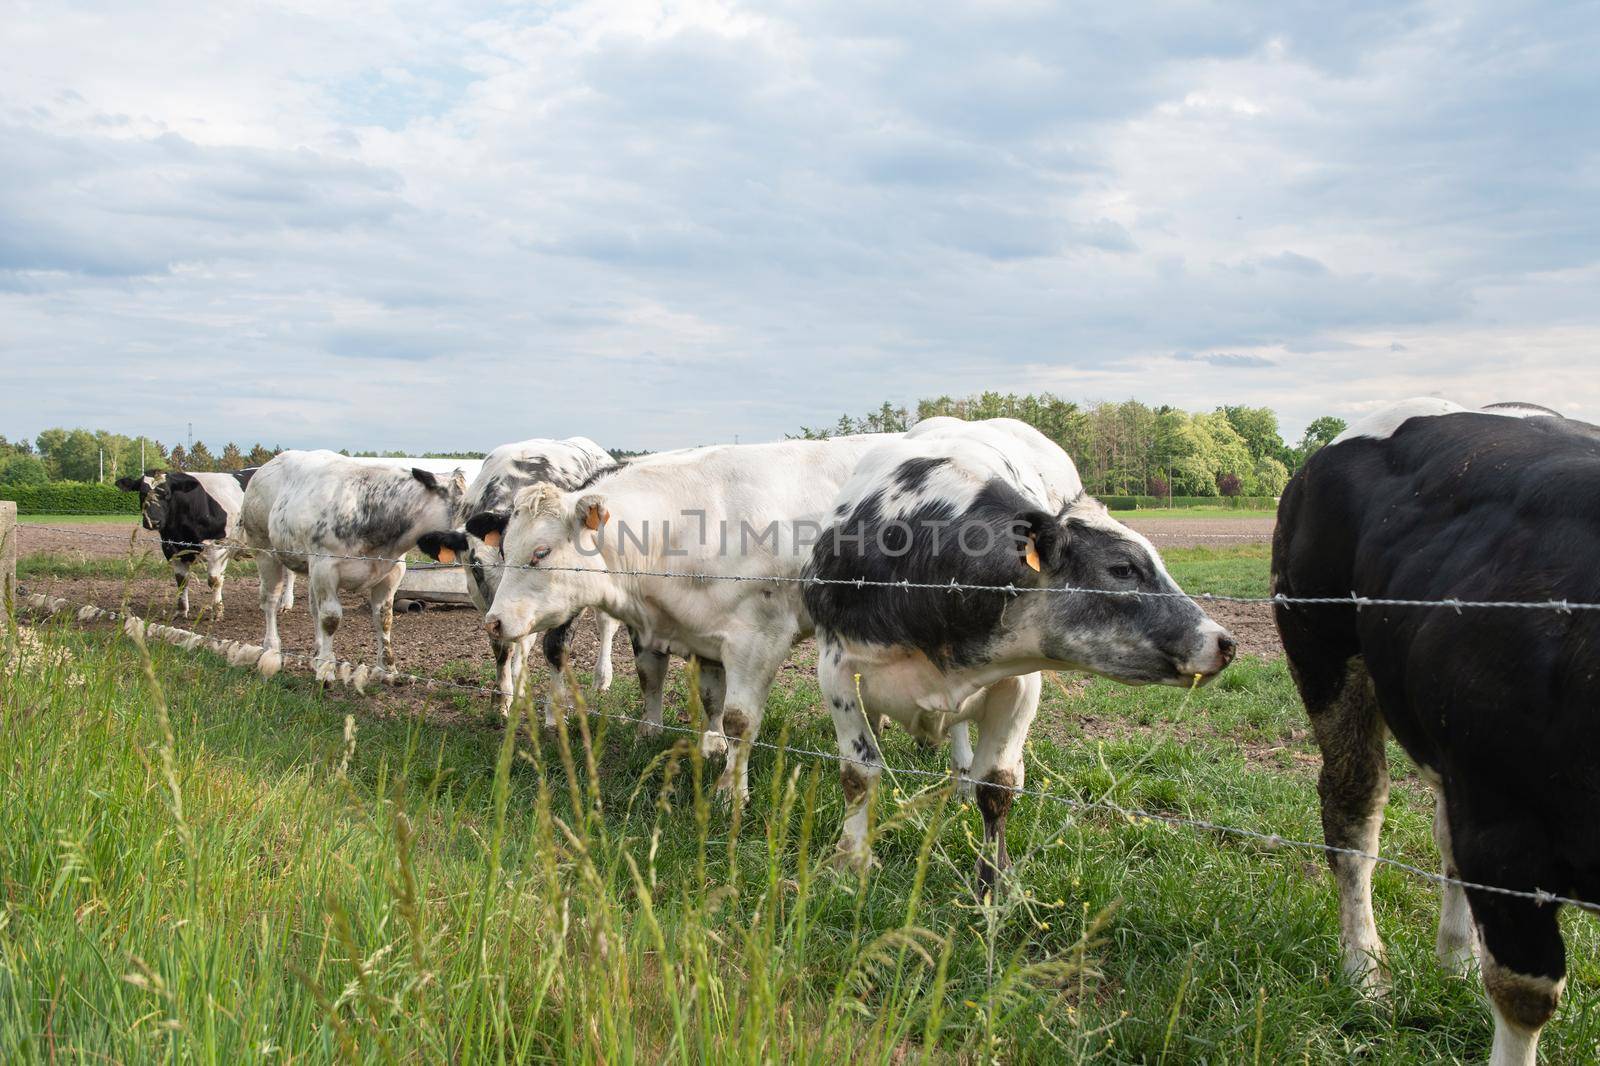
415 436 626 716
240 450 465 670
475 435 897 796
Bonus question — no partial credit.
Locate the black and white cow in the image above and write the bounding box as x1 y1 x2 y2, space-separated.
1273 398 1600 1066
804 417 1236 892
413 436 626 718
114 468 267 619
240 450 465 670
476 435 896 794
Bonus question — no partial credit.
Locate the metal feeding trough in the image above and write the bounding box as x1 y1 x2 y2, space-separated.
395 561 472 612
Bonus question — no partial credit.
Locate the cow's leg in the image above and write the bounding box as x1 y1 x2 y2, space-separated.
171 556 192 618
367 564 404 668
540 619 576 728
1428 777 1476 975
697 659 726 753
714 633 794 801
257 552 288 652
592 609 618 692
308 561 343 669
629 629 670 737
203 545 228 621
1304 657 1390 992
949 720 975 801
281 571 295 612
968 672 1041 901
819 637 883 869
1466 877 1566 1066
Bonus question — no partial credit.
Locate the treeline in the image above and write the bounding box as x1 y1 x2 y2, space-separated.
794 394 1347 498
0 432 508 487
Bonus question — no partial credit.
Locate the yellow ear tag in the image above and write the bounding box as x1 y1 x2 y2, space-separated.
482 530 501 549
1025 535 1042 572
436 546 456 564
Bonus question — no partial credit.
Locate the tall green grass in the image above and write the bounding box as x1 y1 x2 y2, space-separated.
3 618 1597 1063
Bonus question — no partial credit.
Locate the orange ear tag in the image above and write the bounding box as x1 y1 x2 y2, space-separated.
482 530 502 549
584 505 610 531
437 546 456 564
1025 535 1042 572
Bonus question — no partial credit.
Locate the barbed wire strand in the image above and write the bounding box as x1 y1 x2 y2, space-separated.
14 585 1598 916
17 523 1600 615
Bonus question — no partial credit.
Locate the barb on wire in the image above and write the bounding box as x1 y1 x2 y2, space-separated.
14 585 1600 917
19 523 1600 615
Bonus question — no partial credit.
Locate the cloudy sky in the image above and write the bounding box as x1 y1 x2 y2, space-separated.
3 1 1597 453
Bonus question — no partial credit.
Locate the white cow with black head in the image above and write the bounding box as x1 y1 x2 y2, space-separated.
805 417 1236 894
115 467 270 620
240 450 465 670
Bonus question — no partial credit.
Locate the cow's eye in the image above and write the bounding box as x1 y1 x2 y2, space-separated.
531 546 551 564
1108 563 1136 581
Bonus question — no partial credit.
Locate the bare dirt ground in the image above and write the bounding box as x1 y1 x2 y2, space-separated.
16 518 160 560
1118 515 1275 546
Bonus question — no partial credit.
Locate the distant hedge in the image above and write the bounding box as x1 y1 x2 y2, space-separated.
0 482 140 515
1101 495 1278 511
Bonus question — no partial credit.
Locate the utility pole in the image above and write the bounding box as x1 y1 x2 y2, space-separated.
98 448 104 483
140 438 145 471
188 422 193 451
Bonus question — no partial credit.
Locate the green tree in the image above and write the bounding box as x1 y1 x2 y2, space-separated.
35 428 102 481
219 442 246 471
247 444 277 467
169 444 189 470
1220 406 1288 465
188 441 217 471
0 454 49 486
1292 416 1348 468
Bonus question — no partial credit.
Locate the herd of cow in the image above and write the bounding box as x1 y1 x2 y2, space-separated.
114 400 1598 1065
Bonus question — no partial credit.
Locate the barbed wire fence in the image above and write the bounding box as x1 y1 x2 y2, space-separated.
10 518 1599 916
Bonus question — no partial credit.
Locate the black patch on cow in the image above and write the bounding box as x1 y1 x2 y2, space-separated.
328 476 430 550
541 617 576 669
412 468 441 492
892 456 948 494
234 468 257 489
573 462 624 491
803 478 1052 667
466 510 510 544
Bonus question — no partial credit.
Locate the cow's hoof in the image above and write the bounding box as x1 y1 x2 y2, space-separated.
955 767 976 802
595 669 614 693
974 860 1009 904
700 731 728 758
1342 949 1391 999
827 843 878 875
637 719 663 739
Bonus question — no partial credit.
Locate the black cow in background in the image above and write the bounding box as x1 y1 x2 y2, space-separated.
114 468 278 619
1272 398 1600 1066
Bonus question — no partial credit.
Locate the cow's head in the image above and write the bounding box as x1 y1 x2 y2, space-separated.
1010 497 1235 685
479 482 614 640
409 468 468 532
115 469 168 530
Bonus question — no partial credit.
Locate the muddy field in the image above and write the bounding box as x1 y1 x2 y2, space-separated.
14 515 1283 708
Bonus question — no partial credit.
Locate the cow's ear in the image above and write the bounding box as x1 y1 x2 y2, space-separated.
1017 511 1068 573
114 476 143 493
574 493 610 532
418 529 470 564
412 468 441 492
465 510 509 549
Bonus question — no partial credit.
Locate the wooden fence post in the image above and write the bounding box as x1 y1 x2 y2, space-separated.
1 501 15 632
